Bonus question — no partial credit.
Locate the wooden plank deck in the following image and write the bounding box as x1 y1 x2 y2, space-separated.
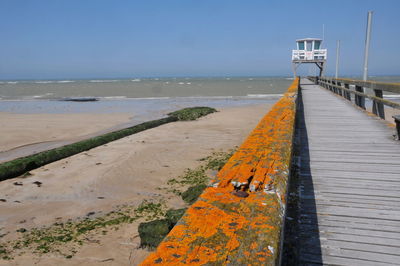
296 79 400 265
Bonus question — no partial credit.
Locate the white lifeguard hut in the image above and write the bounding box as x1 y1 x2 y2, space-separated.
292 38 327 77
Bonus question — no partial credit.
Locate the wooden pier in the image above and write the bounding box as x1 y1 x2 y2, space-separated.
295 78 400 265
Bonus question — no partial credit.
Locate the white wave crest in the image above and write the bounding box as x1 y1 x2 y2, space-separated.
57 80 75 83
89 80 119 83
35 81 54 84
384 94 400 99
33 93 54 98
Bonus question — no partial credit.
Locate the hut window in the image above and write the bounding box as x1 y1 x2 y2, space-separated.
306 41 312 51
298 41 305 50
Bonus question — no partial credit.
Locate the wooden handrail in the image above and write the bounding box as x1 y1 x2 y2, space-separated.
330 78 400 94
308 76 400 121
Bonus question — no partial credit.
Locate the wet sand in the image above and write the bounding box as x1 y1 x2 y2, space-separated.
0 112 133 154
383 107 400 123
0 103 272 265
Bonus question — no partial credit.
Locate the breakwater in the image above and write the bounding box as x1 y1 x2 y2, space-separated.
0 107 216 181
141 78 299 265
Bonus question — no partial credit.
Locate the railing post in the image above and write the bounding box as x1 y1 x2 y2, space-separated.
332 80 336 94
355 85 366 109
334 80 338 94
372 89 385 119
337 81 343 96
393 115 400 140
344 83 351 101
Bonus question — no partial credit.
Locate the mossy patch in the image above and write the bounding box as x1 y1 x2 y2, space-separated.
181 184 207 204
168 107 217 121
165 148 236 196
138 219 171 249
138 149 235 250
138 208 186 249
0 199 167 260
201 149 236 171
165 208 187 225
134 200 167 221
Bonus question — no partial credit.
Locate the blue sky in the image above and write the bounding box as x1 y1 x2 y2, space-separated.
0 0 399 79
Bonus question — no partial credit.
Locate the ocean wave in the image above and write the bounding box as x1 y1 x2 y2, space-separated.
33 93 54 99
35 81 54 84
57 80 75 83
384 95 400 99
131 79 141 82
7 81 18 84
178 82 185 85
89 80 119 83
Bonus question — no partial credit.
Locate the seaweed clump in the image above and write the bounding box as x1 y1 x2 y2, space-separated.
138 208 186 249
168 107 217 121
181 184 207 204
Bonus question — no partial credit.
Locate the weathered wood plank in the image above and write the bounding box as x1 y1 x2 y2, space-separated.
300 218 400 233
301 170 400 180
300 213 400 227
300 224 400 240
305 163 400 174
293 78 400 265
299 252 392 266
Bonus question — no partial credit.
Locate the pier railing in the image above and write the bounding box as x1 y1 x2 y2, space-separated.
309 76 400 138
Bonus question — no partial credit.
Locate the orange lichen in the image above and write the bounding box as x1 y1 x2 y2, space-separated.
140 78 299 265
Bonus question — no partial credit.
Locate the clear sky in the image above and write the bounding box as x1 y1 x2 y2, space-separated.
1 0 399 79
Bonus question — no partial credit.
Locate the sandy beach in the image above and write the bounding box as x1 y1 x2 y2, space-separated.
0 103 272 265
383 106 400 123
0 113 133 161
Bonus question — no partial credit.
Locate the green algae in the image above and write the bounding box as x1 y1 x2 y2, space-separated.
0 107 217 181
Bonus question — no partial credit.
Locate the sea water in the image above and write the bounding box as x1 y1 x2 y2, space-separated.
0 77 294 100
1 76 398 121
0 77 293 122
